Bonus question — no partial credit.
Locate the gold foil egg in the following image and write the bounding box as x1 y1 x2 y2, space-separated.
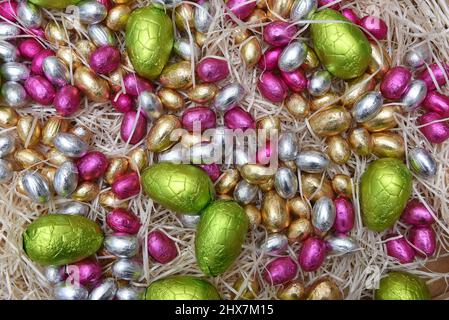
128 148 148 172
42 116 69 146
108 67 125 92
267 0 294 18
233 27 251 45
240 164 276 185
342 73 376 107
301 173 335 201
174 3 195 32
69 125 93 144
57 47 81 69
362 105 401 132
257 116 280 139
232 277 260 300
106 5 131 31
15 148 45 169
74 66 110 103
332 174 353 197
368 42 391 80
72 181 99 202
244 204 262 228
17 115 41 147
287 197 311 219
302 46 320 70
371 132 405 158
278 281 306 300
105 157 129 185
309 106 352 137
45 21 68 46
146 115 182 153
348 127 373 156
261 190 290 232
310 92 340 111
188 83 218 104
0 106 19 128
195 31 207 47
241 37 262 68
287 218 312 243
47 148 69 166
326 135 351 165
307 278 343 300
158 88 185 111
159 61 193 89
75 40 96 61
285 93 310 118
215 169 240 194
99 190 129 209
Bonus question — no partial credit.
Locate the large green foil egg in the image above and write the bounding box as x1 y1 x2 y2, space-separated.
141 163 215 215
195 200 248 276
311 9 371 80
360 158 412 232
23 214 103 266
125 6 174 80
375 272 430 300
145 276 221 300
28 0 81 9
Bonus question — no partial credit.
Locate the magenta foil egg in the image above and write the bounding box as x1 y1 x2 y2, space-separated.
112 171 141 199
77 151 109 181
256 142 271 164
120 110 148 144
422 91 449 117
0 1 18 22
66 258 102 287
341 8 360 24
31 49 54 75
124 73 153 96
147 230 178 264
257 71 288 103
409 226 436 257
280 69 308 93
419 63 449 91
226 0 256 20
54 85 82 116
417 112 449 144
24 75 55 105
89 45 121 75
112 93 134 113
181 106 216 132
333 197 355 234
199 163 221 182
263 256 298 285
263 21 298 47
19 39 44 60
385 236 415 264
401 199 435 226
358 16 388 40
318 0 341 10
196 57 229 83
298 237 327 272
106 208 141 234
224 106 254 130
380 66 412 100
258 47 282 71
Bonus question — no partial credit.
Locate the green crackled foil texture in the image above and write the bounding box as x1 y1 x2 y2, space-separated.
195 200 248 276
145 276 221 300
125 6 174 80
311 9 371 80
28 0 81 9
360 158 412 232
22 214 103 266
375 272 430 300
141 163 215 214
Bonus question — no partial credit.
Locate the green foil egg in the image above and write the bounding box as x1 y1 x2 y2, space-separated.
311 9 371 80
28 0 81 9
141 163 215 215
360 158 412 232
125 6 174 80
23 214 103 266
375 272 430 300
145 275 221 300
195 200 249 276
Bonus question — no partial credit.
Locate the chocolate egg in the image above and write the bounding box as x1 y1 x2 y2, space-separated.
375 272 430 300
145 276 220 300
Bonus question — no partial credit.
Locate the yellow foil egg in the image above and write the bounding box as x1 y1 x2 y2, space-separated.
368 42 391 80
187 83 218 104
267 0 294 18
42 116 69 146
240 164 276 185
159 61 193 90
278 281 306 300
362 105 401 132
301 173 335 201
146 115 182 153
106 5 131 31
99 190 129 209
348 127 373 156
0 106 19 128
285 93 310 118
256 116 280 139
158 88 185 111
175 3 195 32
15 148 45 169
47 148 69 166
17 115 41 147
307 278 343 300
216 169 240 194
45 21 68 46
57 47 81 69
261 190 290 232
74 66 110 103
332 174 353 198
128 148 148 172
287 197 311 219
244 204 262 228
326 135 351 165
105 157 129 185
372 132 405 159
232 276 260 300
72 181 99 202
309 106 352 137
310 92 340 111
287 218 312 243
342 73 376 107
241 37 262 69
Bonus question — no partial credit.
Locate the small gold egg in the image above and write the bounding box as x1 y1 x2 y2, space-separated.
99 190 129 209
57 47 82 69
362 105 401 132
332 174 353 198
310 92 340 111
195 31 207 47
74 66 110 103
232 276 260 300
75 40 96 61
17 115 41 147
159 61 193 90
0 106 19 128
261 190 290 232
302 46 320 71
368 42 391 80
41 166 57 192
266 0 294 18
42 116 69 146
174 3 195 32
256 116 280 139
72 181 99 202
342 73 376 107
16 176 27 195
217 194 233 201
240 164 276 185
69 125 93 144
241 37 262 69
233 27 251 45
326 135 351 165
180 132 210 148
215 169 240 194
47 148 69 166
259 177 275 192
306 278 343 300
187 83 218 104
14 148 45 169
244 204 262 228
281 160 297 172
105 157 129 185
128 148 148 172
278 281 306 300
106 5 131 31
158 88 185 111
108 67 125 92
301 173 335 201
287 197 311 219
348 127 373 156
371 132 405 159
285 93 310 118
309 106 352 137
146 115 182 153
287 218 312 243
246 8 267 28
45 21 68 46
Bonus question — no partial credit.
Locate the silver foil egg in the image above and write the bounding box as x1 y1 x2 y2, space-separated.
290 0 317 21
115 285 144 300
233 180 259 204
278 132 299 161
260 233 289 255
104 234 139 258
56 201 90 216
0 134 15 158
0 40 17 62
78 0 108 25
295 150 329 173
54 161 79 197
53 133 89 158
308 70 332 97
136 91 163 120
177 213 201 228
274 167 298 199
0 62 30 82
0 159 13 183
158 143 187 164
402 80 427 111
409 147 437 178
1 81 28 107
17 1 42 29
44 265 66 285
54 283 88 300
404 44 431 69
352 91 384 123
0 23 21 38
212 83 245 112
326 235 359 255
174 37 200 61
87 24 115 46
278 41 308 72
22 172 51 203
111 258 143 281
194 1 212 33
89 278 117 300
42 56 70 87
312 196 336 233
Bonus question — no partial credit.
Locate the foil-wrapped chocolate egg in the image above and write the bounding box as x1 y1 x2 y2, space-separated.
352 91 384 123
147 115 181 152
88 24 115 46
260 233 288 255
177 213 201 228
22 172 51 203
326 234 358 255
263 256 298 285
278 132 298 161
104 233 139 258
111 258 143 281
147 230 178 264
1 81 28 108
89 279 117 300
409 148 437 178
54 133 89 158
312 196 335 233
309 106 352 137
0 40 17 62
295 150 329 173
401 199 435 226
212 83 245 112
0 22 20 38
174 37 200 61
404 44 431 69
0 134 15 158
298 237 327 271
116 285 144 300
261 191 290 232
307 70 332 96
274 167 298 199
306 278 342 300
290 0 317 20
233 180 259 205
54 161 79 197
28 0 81 9
57 201 90 216
194 1 212 33
278 41 308 72
375 272 430 300
78 0 107 25
17 1 42 29
145 276 220 300
0 159 13 183
44 265 66 285
0 62 30 82
54 283 88 300
402 80 427 111
386 236 415 264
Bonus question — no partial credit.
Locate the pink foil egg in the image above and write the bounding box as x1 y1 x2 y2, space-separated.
31 49 54 75
106 208 141 234
147 230 178 264
409 226 436 257
263 256 298 285
27 27 45 38
417 112 449 144
76 151 109 181
258 47 282 71
226 0 256 20
341 8 360 24
257 71 288 103
385 236 416 264
263 21 298 47
124 73 153 96
401 199 435 226
24 75 55 105
199 163 221 182
112 171 141 199
66 258 102 287
422 91 449 117
318 0 341 10
54 85 82 116
89 45 121 75
0 1 18 22
112 93 134 113
120 110 148 144
280 69 308 93
419 63 449 91
358 16 388 40
224 106 255 130
333 197 355 234
19 38 44 60
380 66 412 100
298 237 327 272
196 57 229 83
181 106 216 132
256 142 271 164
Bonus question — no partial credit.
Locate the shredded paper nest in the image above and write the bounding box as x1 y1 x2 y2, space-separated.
2 0 449 300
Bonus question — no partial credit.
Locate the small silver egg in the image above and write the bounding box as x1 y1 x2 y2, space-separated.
402 80 427 111
233 147 250 166
56 201 90 216
115 285 144 300
233 180 259 204
136 91 163 120
278 41 308 72
312 196 335 233
0 62 30 82
42 56 70 87
0 40 17 62
194 0 212 33
44 265 66 285
295 150 329 173
404 44 431 69
89 278 117 300
0 23 21 38
0 159 13 183
111 258 143 281
260 233 289 255
1 81 28 107
352 91 384 123
326 235 359 255
409 147 437 178
78 0 108 25
274 167 298 199
212 83 245 112
54 283 88 300
190 142 218 164
22 172 51 203
0 134 15 158
53 133 89 158
177 213 201 228
290 0 317 21
54 161 79 197
87 24 115 46
278 132 298 161
104 234 139 258
17 1 42 29
308 70 332 97
158 143 188 164
174 37 200 61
